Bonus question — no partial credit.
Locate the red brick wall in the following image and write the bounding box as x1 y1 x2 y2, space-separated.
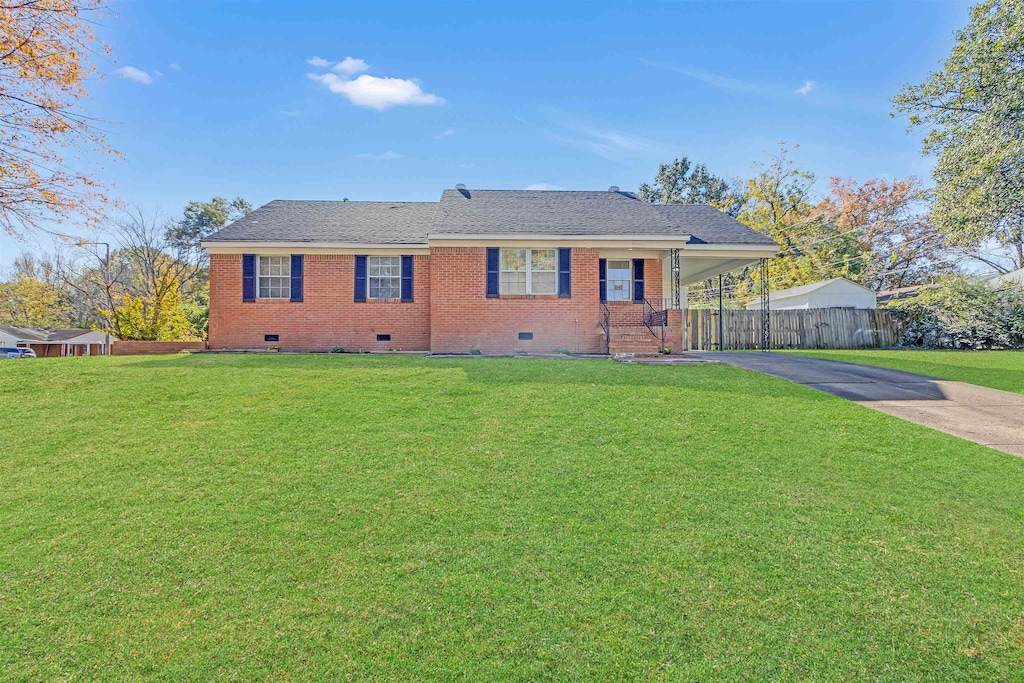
29 344 67 358
208 253 431 352
112 341 206 355
209 250 664 354
428 248 661 354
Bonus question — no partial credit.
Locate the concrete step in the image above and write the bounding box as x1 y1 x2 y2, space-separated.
609 338 664 355
609 326 658 335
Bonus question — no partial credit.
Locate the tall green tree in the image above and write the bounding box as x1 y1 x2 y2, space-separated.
165 197 252 256
638 156 744 216
892 0 1024 271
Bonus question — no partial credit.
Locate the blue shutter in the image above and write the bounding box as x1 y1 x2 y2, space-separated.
354 255 367 302
632 258 645 303
486 247 499 298
290 254 303 302
558 248 571 298
401 255 413 302
242 254 255 302
599 258 607 303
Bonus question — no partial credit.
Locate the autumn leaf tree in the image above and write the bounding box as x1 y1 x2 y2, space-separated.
0 270 70 326
736 145 863 294
812 176 952 291
0 0 118 238
100 271 201 341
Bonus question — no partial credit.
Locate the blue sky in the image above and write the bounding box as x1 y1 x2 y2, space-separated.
1 0 972 267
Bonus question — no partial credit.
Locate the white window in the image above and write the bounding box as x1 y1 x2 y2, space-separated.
501 248 556 295
368 256 402 299
258 256 290 299
607 260 631 301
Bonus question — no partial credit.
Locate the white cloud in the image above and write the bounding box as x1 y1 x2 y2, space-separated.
524 183 562 191
310 73 444 110
436 128 456 138
112 66 153 85
169 62 181 71
796 80 816 95
354 151 402 161
307 56 370 75
153 70 164 78
332 57 370 75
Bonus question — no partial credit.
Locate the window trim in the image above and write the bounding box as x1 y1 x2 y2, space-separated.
605 259 632 302
257 255 291 299
499 248 557 296
367 255 403 300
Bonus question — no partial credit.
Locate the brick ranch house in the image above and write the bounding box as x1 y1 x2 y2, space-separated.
202 188 778 355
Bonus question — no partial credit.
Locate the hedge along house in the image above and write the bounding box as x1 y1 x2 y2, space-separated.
202 188 778 355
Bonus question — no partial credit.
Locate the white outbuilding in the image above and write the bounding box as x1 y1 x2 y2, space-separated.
746 277 876 310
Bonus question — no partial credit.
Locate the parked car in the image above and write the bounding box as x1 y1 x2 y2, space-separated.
0 347 36 358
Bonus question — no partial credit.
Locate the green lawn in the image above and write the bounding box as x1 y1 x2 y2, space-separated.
3 354 1024 681
787 349 1024 395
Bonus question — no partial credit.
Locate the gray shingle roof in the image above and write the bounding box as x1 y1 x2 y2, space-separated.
429 189 674 235
204 190 777 247
649 204 778 245
205 200 437 244
0 325 98 342
766 277 875 299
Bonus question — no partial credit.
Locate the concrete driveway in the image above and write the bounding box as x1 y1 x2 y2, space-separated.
690 352 1024 457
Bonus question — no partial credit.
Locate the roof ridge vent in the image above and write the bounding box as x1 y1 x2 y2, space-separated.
608 185 620 192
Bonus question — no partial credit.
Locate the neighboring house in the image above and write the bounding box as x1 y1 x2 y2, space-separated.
876 283 935 305
0 325 114 357
202 187 778 354
746 277 876 311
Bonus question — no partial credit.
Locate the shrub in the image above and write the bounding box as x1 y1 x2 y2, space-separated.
468 346 482 355
887 276 1024 349
330 347 346 354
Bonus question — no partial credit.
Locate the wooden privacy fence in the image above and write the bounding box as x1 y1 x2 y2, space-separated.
683 308 902 351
